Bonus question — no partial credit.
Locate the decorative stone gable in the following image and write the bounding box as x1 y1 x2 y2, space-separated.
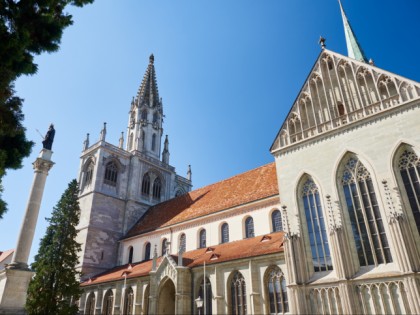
271 50 420 152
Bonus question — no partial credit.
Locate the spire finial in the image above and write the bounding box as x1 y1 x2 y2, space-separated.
319 36 326 49
339 0 368 63
149 54 154 64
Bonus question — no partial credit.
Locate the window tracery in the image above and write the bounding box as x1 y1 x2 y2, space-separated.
123 287 134 315
341 157 392 266
302 177 333 271
397 149 420 236
231 271 247 315
103 290 114 315
85 293 95 315
142 173 151 195
104 161 118 186
152 177 161 199
266 267 288 314
198 277 212 314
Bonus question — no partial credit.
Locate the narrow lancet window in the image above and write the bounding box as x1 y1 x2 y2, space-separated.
272 210 283 232
142 173 150 195
245 217 254 238
398 149 420 236
221 223 229 243
302 177 333 271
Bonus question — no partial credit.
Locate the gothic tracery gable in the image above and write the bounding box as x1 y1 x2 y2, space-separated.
271 50 420 151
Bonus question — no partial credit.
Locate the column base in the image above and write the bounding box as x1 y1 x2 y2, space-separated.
0 268 34 314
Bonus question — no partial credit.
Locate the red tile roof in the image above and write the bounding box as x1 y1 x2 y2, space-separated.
0 249 14 264
81 231 284 286
125 163 278 238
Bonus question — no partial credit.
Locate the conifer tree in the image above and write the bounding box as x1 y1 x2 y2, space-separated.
26 179 82 315
0 0 94 219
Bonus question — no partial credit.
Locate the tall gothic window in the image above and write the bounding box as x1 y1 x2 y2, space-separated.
84 161 94 187
245 217 254 238
179 233 186 253
144 285 150 315
142 173 150 195
162 238 168 256
266 267 288 314
152 177 161 199
85 293 95 315
128 246 133 264
198 277 212 315
152 134 157 151
271 210 283 232
231 271 247 315
104 161 118 186
302 177 333 271
153 112 158 123
199 229 206 248
144 242 151 261
221 223 229 243
123 287 134 315
398 149 420 236
103 290 114 315
342 157 392 266
141 109 148 121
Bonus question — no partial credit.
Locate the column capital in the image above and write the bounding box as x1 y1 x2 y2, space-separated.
32 149 54 174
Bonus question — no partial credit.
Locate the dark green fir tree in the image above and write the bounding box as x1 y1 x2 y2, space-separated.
26 179 82 315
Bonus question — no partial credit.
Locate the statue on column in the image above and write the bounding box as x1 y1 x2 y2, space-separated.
42 124 55 150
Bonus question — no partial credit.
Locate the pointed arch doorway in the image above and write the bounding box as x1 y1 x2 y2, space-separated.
157 278 176 315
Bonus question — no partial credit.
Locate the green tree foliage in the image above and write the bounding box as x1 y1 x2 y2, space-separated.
26 180 82 315
0 0 94 218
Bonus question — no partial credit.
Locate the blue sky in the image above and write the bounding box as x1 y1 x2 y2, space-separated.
1 0 420 264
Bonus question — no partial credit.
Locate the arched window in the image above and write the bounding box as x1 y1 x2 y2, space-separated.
162 238 168 256
103 290 114 315
152 177 161 199
231 271 246 315
341 157 392 266
141 109 148 121
245 217 254 238
85 292 95 315
84 161 94 187
179 233 186 254
153 112 158 123
144 285 150 315
397 149 420 236
128 132 133 150
141 173 150 195
198 277 212 314
266 267 288 314
302 177 333 271
123 287 134 315
144 242 151 261
128 246 133 264
221 223 229 244
152 134 156 151
104 161 118 186
271 210 282 232
199 229 206 248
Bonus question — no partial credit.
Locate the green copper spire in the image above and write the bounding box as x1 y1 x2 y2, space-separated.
339 0 368 63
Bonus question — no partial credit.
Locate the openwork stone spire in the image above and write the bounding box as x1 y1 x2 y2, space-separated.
339 0 368 63
137 54 160 108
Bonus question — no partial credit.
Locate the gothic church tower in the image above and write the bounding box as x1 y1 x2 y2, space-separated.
76 55 192 279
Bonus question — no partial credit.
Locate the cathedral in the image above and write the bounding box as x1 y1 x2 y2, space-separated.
76 3 420 314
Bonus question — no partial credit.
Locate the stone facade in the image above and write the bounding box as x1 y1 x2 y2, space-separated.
77 6 420 314
76 56 192 280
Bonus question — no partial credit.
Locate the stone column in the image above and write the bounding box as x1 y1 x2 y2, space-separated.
0 148 54 314
9 148 54 269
